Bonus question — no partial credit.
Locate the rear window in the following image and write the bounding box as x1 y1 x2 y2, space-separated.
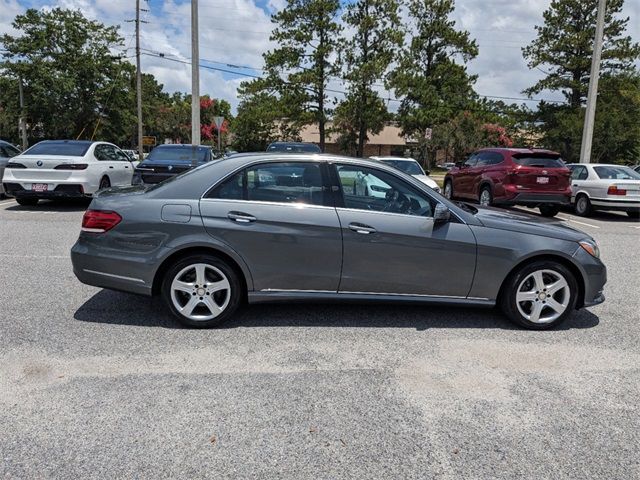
594 166 640 180
24 142 91 156
146 146 209 164
512 155 565 168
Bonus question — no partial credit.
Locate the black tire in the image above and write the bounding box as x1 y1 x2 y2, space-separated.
99 176 111 190
627 211 640 219
16 197 38 206
479 185 493 206
161 254 243 328
539 205 560 217
444 179 454 199
574 194 592 217
500 260 578 330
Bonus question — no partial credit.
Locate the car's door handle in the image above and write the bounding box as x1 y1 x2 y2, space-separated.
109 166 114 169
348 223 377 234
125 165 129 169
227 211 256 223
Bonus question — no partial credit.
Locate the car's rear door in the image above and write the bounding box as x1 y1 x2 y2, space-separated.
331 163 476 297
199 160 343 292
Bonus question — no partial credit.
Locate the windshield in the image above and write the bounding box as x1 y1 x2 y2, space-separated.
145 146 209 164
145 159 214 191
454 201 478 214
267 143 321 153
24 141 91 156
512 155 564 168
382 159 424 175
593 166 640 180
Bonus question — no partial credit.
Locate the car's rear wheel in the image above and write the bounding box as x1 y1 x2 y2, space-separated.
161 254 243 328
574 194 592 217
99 176 111 190
501 260 577 330
479 186 492 206
444 180 453 199
16 197 38 206
539 205 560 217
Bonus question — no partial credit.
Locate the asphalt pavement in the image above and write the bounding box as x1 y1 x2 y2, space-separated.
1 197 639 479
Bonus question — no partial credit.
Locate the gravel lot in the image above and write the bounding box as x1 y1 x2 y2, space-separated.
1 198 639 479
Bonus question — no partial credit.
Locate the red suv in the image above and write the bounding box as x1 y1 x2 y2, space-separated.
443 148 572 217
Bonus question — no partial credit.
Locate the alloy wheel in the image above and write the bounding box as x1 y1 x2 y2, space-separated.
170 263 231 321
479 189 492 206
444 182 452 199
515 269 570 324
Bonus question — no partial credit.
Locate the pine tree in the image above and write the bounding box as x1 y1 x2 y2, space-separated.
339 0 403 157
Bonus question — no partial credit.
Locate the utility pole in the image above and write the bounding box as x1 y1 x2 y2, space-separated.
579 0 606 164
135 0 144 160
191 0 200 149
18 76 28 150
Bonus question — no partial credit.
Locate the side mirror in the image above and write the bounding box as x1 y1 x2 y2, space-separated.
424 169 431 176
455 162 464 168
434 204 451 224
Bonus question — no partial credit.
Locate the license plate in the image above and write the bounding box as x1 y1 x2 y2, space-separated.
31 183 48 192
536 177 549 184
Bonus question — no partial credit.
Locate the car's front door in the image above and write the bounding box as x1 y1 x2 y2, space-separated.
453 154 478 199
200 161 343 292
332 163 477 297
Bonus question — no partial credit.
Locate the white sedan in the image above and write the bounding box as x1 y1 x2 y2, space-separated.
566 163 640 218
2 140 134 206
370 156 441 193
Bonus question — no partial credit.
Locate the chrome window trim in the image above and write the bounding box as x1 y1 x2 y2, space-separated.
200 197 336 211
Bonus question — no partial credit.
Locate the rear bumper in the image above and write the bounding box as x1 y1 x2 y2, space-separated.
3 182 89 199
496 193 571 206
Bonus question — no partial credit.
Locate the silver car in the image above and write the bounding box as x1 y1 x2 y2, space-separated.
369 156 441 193
567 163 640 218
71 154 607 330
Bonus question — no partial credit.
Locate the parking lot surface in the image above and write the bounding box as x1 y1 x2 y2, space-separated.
1 198 639 479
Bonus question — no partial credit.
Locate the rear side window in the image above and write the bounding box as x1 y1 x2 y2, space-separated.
208 162 328 206
512 155 564 168
593 166 640 180
24 142 90 156
570 166 588 180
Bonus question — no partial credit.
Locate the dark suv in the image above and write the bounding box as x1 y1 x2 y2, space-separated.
443 148 571 217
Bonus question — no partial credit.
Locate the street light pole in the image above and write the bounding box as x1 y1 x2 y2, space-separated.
579 0 606 164
136 0 144 160
18 76 28 150
191 0 200 148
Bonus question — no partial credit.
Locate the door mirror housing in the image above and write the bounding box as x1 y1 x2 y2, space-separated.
434 204 451 224
424 169 431 176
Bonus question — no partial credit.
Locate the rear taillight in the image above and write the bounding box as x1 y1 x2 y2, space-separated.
607 185 627 195
81 210 122 233
55 164 88 170
6 162 26 169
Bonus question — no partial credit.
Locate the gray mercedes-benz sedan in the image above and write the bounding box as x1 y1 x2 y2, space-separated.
71 154 606 330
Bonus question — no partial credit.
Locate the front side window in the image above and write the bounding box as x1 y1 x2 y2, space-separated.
336 164 434 217
208 162 327 206
463 155 477 168
570 166 588 180
1 145 20 158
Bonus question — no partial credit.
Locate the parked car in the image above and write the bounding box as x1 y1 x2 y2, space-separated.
438 162 456 171
443 148 571 217
122 149 141 162
71 153 606 330
0 140 21 198
633 165 640 174
266 142 321 153
2 140 134 206
566 163 640 218
370 156 441 193
131 144 214 185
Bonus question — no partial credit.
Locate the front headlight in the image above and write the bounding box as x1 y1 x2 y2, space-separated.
579 239 600 258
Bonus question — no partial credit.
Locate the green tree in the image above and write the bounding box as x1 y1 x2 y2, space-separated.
389 0 478 156
522 0 640 109
339 0 402 156
241 0 342 151
0 8 133 144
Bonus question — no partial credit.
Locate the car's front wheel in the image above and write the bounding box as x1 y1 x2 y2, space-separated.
162 254 243 328
479 186 493 207
444 180 453 199
500 260 578 330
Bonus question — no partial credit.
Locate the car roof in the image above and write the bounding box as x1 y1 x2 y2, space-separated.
373 156 417 162
566 163 632 168
478 147 561 156
154 144 210 148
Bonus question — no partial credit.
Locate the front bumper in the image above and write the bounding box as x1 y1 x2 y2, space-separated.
572 246 607 308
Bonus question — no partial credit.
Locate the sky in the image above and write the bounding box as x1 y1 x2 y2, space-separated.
1 0 638 113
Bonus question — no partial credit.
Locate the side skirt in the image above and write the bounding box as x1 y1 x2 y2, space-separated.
248 290 495 308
